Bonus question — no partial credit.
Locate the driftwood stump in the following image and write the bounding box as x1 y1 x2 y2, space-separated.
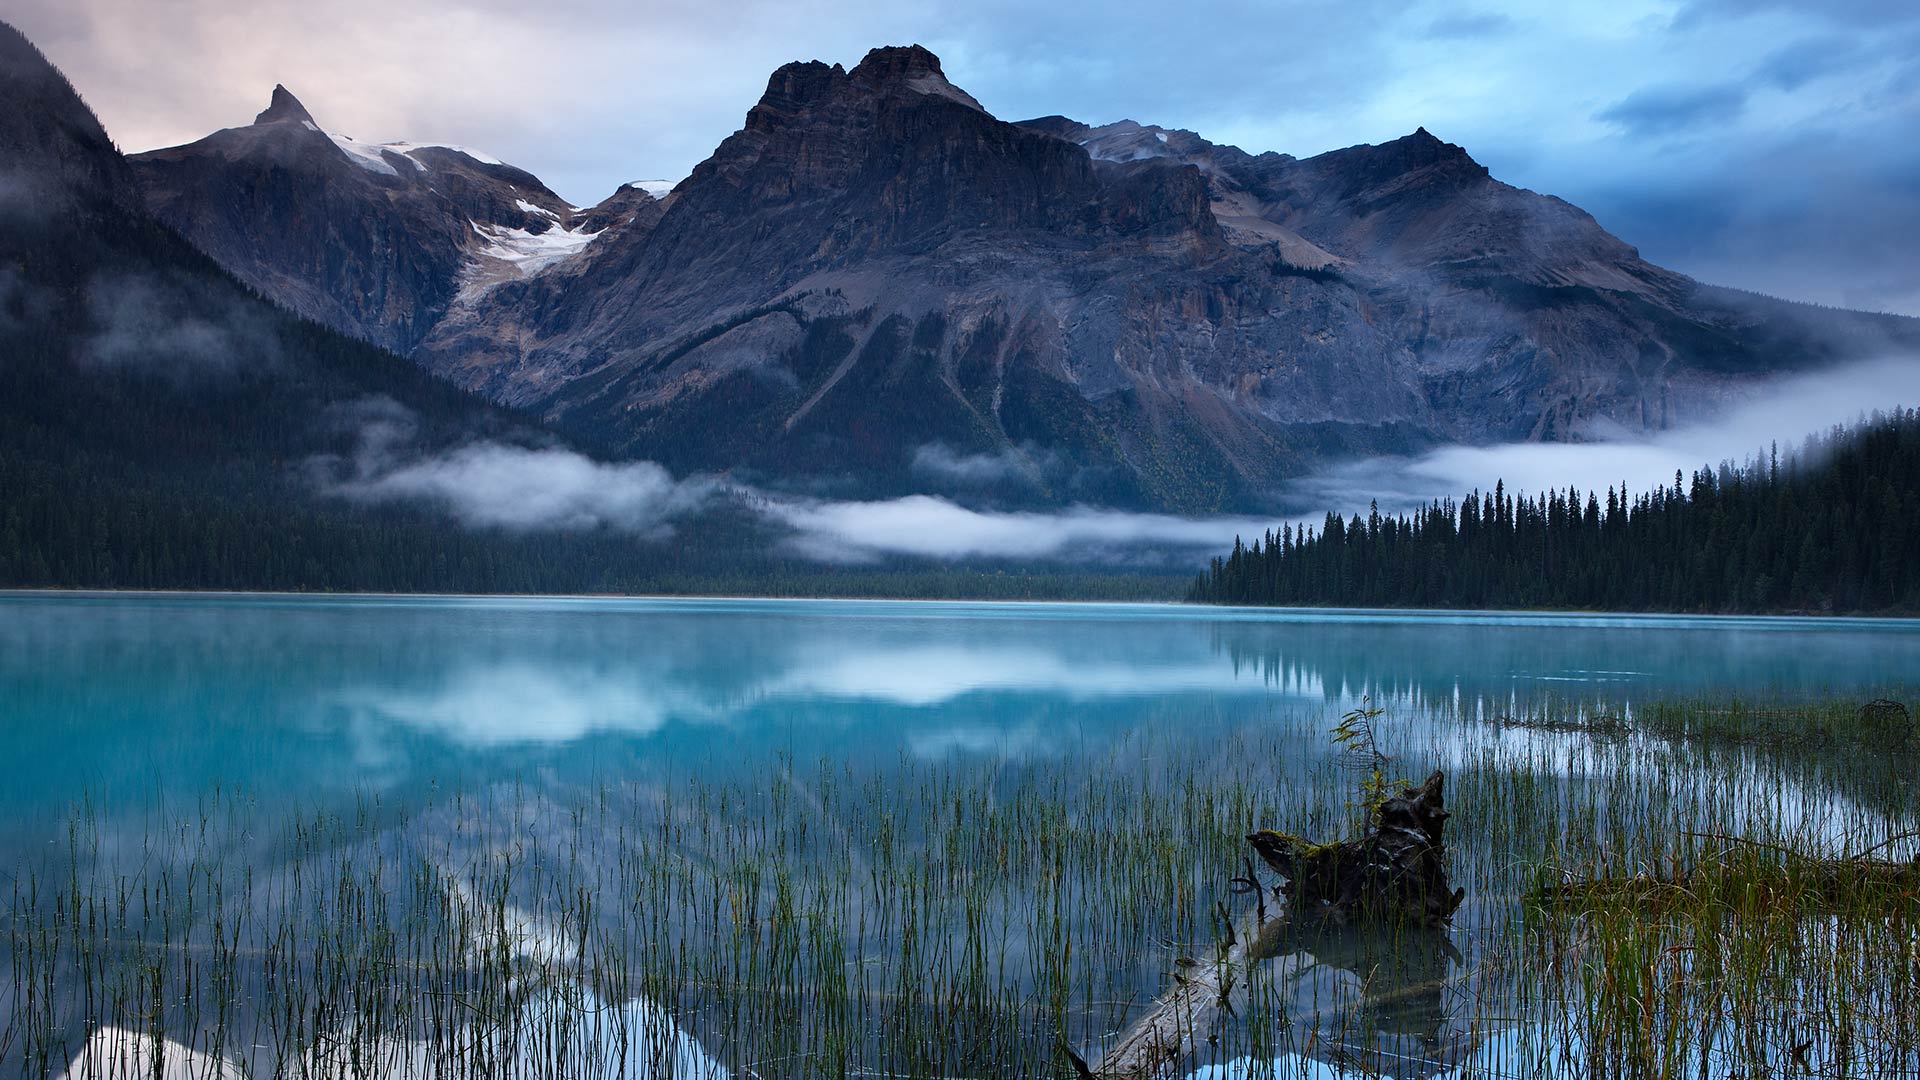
1077 770 1471 1079
1248 771 1465 929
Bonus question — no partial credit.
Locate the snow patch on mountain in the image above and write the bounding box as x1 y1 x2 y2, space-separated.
626 179 678 199
327 134 511 176
383 141 506 166
457 219 602 301
472 221 600 273
329 134 401 176
515 198 558 219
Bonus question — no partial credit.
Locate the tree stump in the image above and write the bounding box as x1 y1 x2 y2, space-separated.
1248 771 1465 929
1077 770 1471 1078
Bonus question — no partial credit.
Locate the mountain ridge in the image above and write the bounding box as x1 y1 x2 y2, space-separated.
114 41 1920 512
129 85 656 357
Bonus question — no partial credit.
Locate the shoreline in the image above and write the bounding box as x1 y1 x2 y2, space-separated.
4 587 1918 626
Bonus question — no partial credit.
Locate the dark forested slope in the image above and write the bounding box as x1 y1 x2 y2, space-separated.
1191 412 1920 614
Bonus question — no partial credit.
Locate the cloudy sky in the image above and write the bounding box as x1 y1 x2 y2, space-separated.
14 0 1920 314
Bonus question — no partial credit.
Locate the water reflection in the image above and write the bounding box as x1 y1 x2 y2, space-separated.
1250 924 1476 1079
2 593 1915 825
2 589 1914 1079
57 991 726 1080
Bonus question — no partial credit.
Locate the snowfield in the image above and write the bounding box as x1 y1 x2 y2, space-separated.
456 219 603 300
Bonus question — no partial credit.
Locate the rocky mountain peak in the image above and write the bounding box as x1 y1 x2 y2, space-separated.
1380 126 1482 174
850 44 943 81
253 84 316 127
752 59 842 118
849 44 985 111
1295 125 1489 208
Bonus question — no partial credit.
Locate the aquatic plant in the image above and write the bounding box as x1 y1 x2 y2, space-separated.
1 693 1914 1078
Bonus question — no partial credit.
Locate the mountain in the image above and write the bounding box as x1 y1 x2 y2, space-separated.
128 87 656 357
0 22 1184 599
0 20 610 593
131 44 1920 513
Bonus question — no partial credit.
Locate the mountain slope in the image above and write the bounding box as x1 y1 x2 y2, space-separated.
421 46 1400 510
128 87 651 357
0 20 613 592
133 44 1920 513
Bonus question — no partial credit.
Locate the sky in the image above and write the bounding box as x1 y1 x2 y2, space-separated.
11 0 1919 316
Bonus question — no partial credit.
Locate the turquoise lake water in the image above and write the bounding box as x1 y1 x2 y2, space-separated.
4 592 1918 1077
3 590 1917 831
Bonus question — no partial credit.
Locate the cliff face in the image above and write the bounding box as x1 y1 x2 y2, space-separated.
133 44 1920 512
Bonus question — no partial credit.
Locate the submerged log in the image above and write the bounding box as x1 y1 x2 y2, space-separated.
1077 903 1478 1080
1079 770 1471 1079
1071 908 1290 1080
1249 770 1465 929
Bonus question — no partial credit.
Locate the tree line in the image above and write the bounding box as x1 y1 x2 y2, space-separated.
1190 410 1920 614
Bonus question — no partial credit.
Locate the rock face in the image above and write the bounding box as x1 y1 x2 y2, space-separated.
128 88 655 357
135 44 1920 512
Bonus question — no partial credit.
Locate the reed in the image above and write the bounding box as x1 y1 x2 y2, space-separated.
2 693 1914 1078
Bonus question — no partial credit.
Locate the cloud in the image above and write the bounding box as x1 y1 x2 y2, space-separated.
309 348 1920 562
320 394 420 466
1576 126 1920 314
1596 83 1748 137
1289 355 1920 520
309 398 1271 563
340 444 716 532
81 271 281 379
1675 0 1920 28
1756 36 1861 90
766 493 1271 563
908 442 1055 488
316 397 718 533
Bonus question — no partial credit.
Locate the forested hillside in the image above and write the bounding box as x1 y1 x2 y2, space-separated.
1190 412 1920 614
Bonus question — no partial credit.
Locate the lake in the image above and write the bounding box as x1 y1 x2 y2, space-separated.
3 592 1918 1078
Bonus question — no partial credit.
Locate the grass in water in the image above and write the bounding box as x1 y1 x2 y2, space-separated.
2 693 1915 1078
